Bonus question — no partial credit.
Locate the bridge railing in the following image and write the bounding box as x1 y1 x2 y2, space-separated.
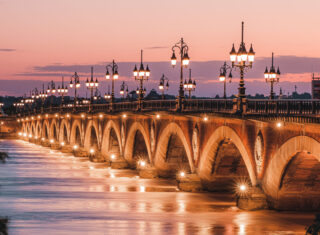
142 100 177 111
17 99 320 123
183 99 234 112
246 99 320 115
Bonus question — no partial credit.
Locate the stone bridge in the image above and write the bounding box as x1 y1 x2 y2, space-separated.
17 106 320 211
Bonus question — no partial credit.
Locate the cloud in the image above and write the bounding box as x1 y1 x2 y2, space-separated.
11 55 319 97
0 48 15 52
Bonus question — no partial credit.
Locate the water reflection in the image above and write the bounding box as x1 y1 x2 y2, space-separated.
0 140 315 234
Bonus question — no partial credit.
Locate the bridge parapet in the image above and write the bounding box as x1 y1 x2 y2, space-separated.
16 98 320 124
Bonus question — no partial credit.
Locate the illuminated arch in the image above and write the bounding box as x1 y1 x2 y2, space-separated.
50 119 59 140
101 120 122 156
123 122 151 164
198 125 256 186
42 120 50 139
58 119 70 143
83 120 100 150
154 122 194 173
263 135 320 198
70 119 82 146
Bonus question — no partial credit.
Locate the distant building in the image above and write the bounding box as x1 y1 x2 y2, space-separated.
312 73 320 99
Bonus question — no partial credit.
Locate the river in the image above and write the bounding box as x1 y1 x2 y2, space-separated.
0 140 315 234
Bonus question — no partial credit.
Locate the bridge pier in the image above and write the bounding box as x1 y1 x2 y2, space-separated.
110 155 129 169
60 145 73 153
177 173 202 192
89 152 108 163
73 148 89 158
50 143 61 150
41 140 51 147
237 186 268 210
138 166 158 179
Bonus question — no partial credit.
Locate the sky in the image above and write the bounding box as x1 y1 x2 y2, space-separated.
0 0 320 97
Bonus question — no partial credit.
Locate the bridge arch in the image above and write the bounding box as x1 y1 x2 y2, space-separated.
123 122 151 167
198 125 256 191
59 119 70 144
101 120 122 158
35 121 42 138
154 122 194 177
25 123 30 135
84 120 100 150
42 120 50 139
31 122 36 136
263 135 320 210
50 119 59 141
70 119 82 146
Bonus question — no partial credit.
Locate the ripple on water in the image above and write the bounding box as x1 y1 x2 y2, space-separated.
0 140 314 235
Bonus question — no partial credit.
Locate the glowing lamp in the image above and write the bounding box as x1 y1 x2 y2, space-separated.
139 160 146 167
171 52 177 67
239 184 246 191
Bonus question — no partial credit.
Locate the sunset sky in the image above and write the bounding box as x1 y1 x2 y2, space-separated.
0 0 320 97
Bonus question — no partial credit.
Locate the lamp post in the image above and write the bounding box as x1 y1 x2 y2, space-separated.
93 88 102 102
119 81 129 100
184 69 196 99
105 60 119 104
219 62 233 99
24 92 34 112
229 22 255 112
264 53 280 100
69 72 81 110
85 67 99 112
104 85 111 101
171 38 190 110
47 81 56 111
133 50 150 110
39 84 48 112
57 76 68 108
158 74 169 100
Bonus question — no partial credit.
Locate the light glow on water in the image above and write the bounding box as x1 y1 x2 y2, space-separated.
0 140 314 234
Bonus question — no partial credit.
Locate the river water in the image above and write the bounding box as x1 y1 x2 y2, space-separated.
0 140 315 235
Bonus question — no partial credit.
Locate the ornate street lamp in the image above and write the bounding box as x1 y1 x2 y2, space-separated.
57 76 68 107
219 62 233 99
119 81 129 100
47 81 56 110
158 74 169 100
39 84 48 112
85 67 99 111
229 22 255 112
69 72 81 109
171 38 190 110
105 60 119 104
184 69 196 99
93 88 102 101
264 52 280 100
133 50 150 109
104 85 111 101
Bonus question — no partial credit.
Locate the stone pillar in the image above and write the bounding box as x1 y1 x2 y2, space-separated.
237 186 268 210
60 145 73 153
73 147 89 158
50 143 61 150
177 173 202 192
110 153 129 169
139 166 158 179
